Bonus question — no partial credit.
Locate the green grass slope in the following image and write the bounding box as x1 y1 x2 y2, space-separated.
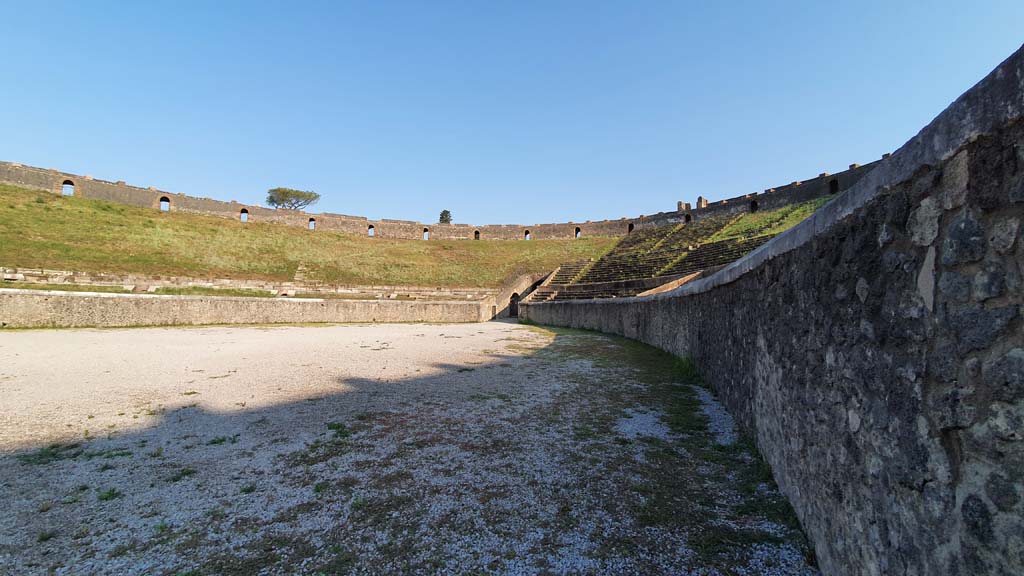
0 184 615 287
706 197 830 243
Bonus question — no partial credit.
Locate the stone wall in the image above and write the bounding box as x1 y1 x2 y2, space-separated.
0 289 490 328
521 46 1024 575
0 153 879 241
0 161 634 239
0 266 498 300
640 160 882 229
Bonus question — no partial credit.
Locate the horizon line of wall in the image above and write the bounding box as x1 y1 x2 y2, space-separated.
0 157 883 240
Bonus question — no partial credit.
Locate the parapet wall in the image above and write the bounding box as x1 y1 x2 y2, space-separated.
0 289 490 328
0 266 498 300
641 160 881 228
0 162 633 239
0 155 879 241
521 46 1024 575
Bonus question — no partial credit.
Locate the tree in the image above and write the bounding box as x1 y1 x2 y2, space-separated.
266 187 321 210
439 209 452 224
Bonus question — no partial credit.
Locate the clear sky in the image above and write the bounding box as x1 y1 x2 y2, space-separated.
1 1 1021 225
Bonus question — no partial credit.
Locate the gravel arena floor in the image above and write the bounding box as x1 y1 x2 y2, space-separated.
0 321 818 575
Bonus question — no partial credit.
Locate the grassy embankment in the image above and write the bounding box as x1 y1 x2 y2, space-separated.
0 184 615 288
706 196 831 243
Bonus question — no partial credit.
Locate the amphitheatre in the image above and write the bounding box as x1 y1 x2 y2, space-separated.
0 40 1022 576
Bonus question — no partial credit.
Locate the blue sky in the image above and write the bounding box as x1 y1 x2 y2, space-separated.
1 1 1021 225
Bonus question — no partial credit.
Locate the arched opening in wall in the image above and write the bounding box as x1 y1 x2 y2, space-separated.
474 230 480 240
628 223 635 233
368 225 375 237
829 178 839 194
509 293 520 318
61 180 75 196
308 218 316 230
524 230 531 240
574 227 581 239
749 200 759 213
240 209 249 222
684 214 692 223
159 196 170 212
423 228 430 240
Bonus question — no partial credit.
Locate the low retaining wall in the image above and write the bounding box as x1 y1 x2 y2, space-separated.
0 266 499 300
522 46 1024 575
0 290 489 328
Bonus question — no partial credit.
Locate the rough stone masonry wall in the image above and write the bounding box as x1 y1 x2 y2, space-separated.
0 289 490 328
521 47 1024 575
638 160 882 229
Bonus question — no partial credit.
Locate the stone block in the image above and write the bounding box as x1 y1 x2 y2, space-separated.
913 196 942 243
941 209 986 266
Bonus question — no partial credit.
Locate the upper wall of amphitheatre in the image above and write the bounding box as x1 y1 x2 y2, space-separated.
0 158 883 240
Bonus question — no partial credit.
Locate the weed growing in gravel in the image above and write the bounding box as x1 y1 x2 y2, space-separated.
97 488 122 501
207 435 239 445
327 422 351 438
155 521 170 535
18 443 83 465
240 484 256 494
312 546 357 573
37 530 56 542
525 328 814 570
206 507 227 521
109 544 129 557
689 524 785 557
85 447 132 460
168 467 197 482
61 484 89 504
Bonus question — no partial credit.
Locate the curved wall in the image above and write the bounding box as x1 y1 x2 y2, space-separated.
0 158 879 241
0 289 491 328
521 45 1024 575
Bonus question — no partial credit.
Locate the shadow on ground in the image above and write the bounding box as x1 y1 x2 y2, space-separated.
0 323 817 575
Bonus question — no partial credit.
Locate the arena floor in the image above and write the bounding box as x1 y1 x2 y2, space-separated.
0 322 817 575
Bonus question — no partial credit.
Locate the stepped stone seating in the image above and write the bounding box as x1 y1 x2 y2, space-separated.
547 283 646 301
575 215 734 284
534 213 781 301
548 259 591 285
660 235 775 277
526 259 592 302
529 286 558 303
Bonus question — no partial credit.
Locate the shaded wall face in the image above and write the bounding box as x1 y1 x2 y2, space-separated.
521 121 1024 575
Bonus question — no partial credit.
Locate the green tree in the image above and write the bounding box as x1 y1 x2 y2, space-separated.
439 209 452 224
266 187 321 210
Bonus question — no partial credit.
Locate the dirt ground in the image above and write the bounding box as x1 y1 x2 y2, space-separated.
0 321 818 575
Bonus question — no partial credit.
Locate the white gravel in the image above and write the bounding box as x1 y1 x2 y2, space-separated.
0 322 815 575
615 408 672 440
691 385 738 446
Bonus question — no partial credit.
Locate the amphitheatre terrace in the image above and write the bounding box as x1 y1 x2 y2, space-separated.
0 35 1021 576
